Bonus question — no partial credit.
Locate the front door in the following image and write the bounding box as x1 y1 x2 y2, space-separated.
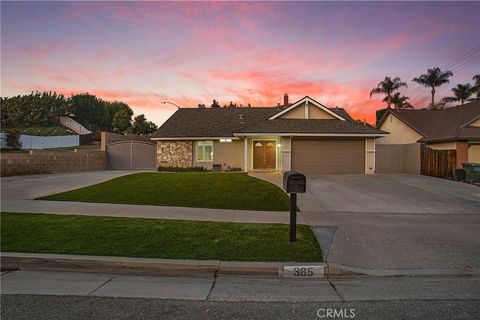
253 140 276 170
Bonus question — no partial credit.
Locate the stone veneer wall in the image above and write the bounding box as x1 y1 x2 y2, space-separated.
157 140 193 168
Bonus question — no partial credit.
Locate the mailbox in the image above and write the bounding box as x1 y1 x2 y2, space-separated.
283 171 306 194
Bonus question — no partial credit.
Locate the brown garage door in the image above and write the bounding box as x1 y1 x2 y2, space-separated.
292 139 365 174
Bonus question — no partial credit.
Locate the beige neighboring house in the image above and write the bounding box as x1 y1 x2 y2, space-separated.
151 95 387 174
377 100 480 168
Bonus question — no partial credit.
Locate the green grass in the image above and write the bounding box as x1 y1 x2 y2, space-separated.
39 172 290 211
0 212 322 262
2 126 75 136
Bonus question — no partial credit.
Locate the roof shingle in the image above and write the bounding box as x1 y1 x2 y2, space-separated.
151 105 386 138
380 100 480 142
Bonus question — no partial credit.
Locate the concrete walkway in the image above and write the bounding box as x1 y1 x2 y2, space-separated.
2 270 479 301
1 171 296 224
1 199 296 224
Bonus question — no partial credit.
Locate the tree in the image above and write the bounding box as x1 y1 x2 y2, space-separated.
1 91 67 127
131 114 158 134
384 92 413 109
370 76 408 108
412 67 453 108
104 101 134 130
67 93 106 130
210 99 220 108
441 84 474 105
112 109 132 133
472 74 480 99
5 130 22 149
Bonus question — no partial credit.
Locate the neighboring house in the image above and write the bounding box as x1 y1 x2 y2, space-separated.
151 96 387 174
376 100 480 167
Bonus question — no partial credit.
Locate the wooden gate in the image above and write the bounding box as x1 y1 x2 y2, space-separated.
107 141 157 170
375 143 421 174
420 144 456 180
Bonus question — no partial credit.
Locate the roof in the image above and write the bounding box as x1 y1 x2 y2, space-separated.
235 119 384 135
151 97 386 139
377 100 480 143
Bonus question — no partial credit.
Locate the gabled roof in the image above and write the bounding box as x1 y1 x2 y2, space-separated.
235 119 386 136
268 96 346 120
151 97 387 139
377 100 480 143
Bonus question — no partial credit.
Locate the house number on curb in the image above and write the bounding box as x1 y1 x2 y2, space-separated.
282 266 324 278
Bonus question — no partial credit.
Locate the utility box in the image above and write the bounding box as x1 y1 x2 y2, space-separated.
283 171 306 194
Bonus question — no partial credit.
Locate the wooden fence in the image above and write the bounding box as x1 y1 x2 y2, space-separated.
375 143 421 174
420 144 456 180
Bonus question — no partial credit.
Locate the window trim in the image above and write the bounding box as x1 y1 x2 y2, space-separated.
196 140 214 162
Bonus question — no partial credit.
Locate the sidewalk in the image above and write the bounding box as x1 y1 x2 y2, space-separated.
1 199 300 224
2 269 479 302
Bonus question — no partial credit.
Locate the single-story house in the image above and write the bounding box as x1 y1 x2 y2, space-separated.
376 100 480 167
151 96 387 174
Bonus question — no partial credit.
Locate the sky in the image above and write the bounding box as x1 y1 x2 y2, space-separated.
1 1 479 125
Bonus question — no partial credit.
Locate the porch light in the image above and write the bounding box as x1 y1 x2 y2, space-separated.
277 143 281 147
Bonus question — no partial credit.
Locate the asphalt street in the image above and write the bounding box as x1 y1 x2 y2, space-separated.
2 295 479 320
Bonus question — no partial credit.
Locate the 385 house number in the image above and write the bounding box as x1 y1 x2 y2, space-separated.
283 266 324 278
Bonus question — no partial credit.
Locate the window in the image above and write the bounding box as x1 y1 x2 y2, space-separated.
196 141 213 161
220 139 232 143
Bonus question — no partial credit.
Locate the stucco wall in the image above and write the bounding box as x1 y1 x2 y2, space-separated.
281 105 305 119
428 141 457 150
280 136 291 172
468 144 480 163
308 105 336 119
193 139 244 170
365 138 375 174
156 140 193 168
280 102 336 119
377 113 423 144
468 118 480 127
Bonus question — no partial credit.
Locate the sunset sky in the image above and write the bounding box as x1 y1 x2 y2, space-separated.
1 1 479 125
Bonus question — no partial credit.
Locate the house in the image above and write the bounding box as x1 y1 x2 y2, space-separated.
151 95 387 174
376 100 480 168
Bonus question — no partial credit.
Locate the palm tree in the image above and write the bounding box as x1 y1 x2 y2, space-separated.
370 76 408 108
384 92 413 109
472 74 480 99
441 83 474 105
412 67 453 108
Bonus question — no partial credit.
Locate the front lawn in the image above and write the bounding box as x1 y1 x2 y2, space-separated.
38 172 290 211
0 213 322 262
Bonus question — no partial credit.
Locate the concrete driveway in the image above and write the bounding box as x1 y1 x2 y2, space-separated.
1 171 141 200
297 174 480 273
298 174 480 214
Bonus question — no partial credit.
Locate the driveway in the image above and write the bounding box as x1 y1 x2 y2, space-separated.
298 174 480 214
298 174 480 273
1 171 142 200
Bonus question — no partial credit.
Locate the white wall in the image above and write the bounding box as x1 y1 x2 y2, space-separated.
0 133 79 149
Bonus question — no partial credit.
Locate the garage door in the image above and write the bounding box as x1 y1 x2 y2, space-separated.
292 139 365 174
107 141 157 170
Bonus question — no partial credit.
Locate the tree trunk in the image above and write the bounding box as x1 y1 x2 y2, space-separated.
431 86 435 107
387 94 392 109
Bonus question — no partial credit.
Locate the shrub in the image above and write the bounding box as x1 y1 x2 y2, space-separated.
6 130 22 149
158 166 209 172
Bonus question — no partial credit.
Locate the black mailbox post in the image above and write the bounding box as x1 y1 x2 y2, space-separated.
283 171 306 242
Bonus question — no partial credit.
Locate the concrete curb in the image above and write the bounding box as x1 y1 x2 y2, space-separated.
3 253 475 278
327 262 480 277
1 252 332 278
